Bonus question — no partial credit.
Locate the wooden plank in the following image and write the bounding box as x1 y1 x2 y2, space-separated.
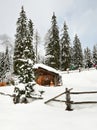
53 99 66 102
71 91 97 94
50 99 97 105
44 91 66 104
73 101 97 104
53 99 73 103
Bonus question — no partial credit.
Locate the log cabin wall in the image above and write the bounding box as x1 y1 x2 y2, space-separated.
0 82 7 87
34 67 61 86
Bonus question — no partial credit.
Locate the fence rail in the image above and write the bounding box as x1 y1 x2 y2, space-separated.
45 88 97 111
71 91 97 94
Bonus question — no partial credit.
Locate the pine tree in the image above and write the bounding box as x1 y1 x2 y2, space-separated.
0 48 11 83
45 12 60 69
0 53 6 82
73 34 83 68
92 44 97 64
28 19 34 38
84 47 92 68
5 46 11 73
19 59 34 83
26 19 35 62
69 46 75 70
13 6 35 83
60 22 71 71
19 19 35 83
34 30 40 63
13 6 28 75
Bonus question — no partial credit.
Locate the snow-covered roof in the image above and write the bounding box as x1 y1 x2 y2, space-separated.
33 63 60 75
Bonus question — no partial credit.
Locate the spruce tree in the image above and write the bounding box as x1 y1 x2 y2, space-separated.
92 44 97 64
60 22 71 70
19 59 34 83
19 19 35 83
0 53 6 82
0 48 11 82
34 30 40 63
5 46 11 73
13 6 35 83
45 12 60 69
84 47 92 68
13 6 28 75
69 46 75 70
28 19 34 38
73 34 83 68
26 19 35 62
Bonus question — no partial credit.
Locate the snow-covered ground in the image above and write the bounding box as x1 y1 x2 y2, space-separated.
0 68 97 130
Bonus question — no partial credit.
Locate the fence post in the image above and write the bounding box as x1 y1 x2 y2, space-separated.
65 88 73 111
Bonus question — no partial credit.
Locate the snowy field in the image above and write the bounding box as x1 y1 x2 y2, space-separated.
0 68 97 130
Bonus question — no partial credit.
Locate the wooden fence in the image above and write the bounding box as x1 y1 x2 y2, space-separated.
44 88 97 111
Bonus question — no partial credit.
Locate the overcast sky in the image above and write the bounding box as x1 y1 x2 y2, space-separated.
0 0 97 49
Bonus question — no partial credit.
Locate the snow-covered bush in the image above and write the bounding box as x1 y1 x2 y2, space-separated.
13 82 44 104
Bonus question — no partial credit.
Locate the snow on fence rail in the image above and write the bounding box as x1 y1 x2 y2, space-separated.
44 88 97 111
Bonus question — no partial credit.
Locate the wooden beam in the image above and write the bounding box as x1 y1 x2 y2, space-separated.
53 99 66 102
44 91 66 104
73 101 97 104
71 91 97 94
49 99 97 105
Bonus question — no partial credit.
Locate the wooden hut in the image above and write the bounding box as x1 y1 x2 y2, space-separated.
33 64 62 86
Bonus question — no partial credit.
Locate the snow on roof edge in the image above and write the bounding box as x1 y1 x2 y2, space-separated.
33 63 60 75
